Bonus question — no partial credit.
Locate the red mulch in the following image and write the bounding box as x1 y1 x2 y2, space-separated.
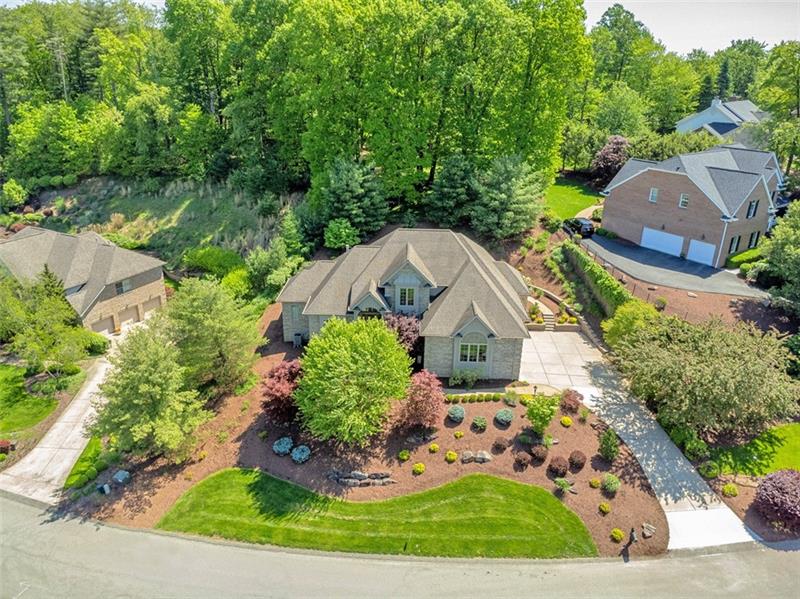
71 306 666 558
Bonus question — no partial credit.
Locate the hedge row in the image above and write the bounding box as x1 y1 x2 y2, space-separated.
724 247 762 269
561 240 632 315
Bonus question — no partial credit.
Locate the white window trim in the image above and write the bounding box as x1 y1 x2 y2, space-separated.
678 193 689 209
648 188 659 203
459 342 487 363
729 235 741 254
398 287 415 307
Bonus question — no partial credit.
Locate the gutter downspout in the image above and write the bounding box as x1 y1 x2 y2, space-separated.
716 218 730 269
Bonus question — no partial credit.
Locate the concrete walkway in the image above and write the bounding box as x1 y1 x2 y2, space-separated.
574 362 757 550
582 236 767 298
0 356 111 504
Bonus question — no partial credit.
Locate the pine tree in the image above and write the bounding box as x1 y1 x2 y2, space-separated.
428 154 476 228
321 158 388 238
696 74 715 110
716 59 730 99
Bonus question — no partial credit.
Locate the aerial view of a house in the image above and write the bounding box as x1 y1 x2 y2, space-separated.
279 228 530 379
0 228 166 334
601 146 783 267
676 98 769 141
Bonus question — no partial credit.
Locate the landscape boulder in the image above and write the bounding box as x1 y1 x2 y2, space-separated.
461 450 475 464
112 470 131 485
474 451 492 464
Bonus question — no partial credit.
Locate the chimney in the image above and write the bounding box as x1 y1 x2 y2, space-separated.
711 97 722 107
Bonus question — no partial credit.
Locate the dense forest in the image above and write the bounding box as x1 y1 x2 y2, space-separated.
0 0 798 249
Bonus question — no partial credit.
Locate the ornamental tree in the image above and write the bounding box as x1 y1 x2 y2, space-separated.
383 313 421 355
591 135 629 186
294 318 411 445
263 359 302 423
601 299 660 350
394 369 445 430
526 394 560 435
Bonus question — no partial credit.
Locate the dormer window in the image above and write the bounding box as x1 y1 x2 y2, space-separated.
115 279 132 295
678 194 689 209
648 188 659 203
399 288 415 307
746 200 759 219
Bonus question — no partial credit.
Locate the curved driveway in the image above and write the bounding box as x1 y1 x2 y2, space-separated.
2 493 799 598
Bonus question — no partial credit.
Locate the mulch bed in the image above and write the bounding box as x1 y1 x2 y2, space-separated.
72 304 667 558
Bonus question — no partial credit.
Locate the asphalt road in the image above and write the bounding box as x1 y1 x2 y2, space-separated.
2 493 799 598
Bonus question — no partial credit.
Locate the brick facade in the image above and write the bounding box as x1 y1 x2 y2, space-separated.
83 267 166 333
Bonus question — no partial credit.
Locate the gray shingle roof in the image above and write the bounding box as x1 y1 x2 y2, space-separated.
279 228 529 339
605 158 657 191
0 227 163 316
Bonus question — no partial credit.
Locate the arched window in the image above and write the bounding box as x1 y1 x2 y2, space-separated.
458 332 487 363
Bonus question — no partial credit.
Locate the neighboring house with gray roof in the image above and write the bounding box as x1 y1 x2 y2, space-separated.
278 228 530 380
675 98 769 142
601 146 783 268
0 227 166 334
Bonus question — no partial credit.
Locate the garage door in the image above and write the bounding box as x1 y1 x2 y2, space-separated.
142 297 161 316
118 306 139 327
640 227 684 257
686 239 716 266
91 317 114 334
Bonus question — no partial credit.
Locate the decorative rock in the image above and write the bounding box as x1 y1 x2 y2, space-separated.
461 450 475 464
647 285 658 291
642 528 653 538
552 438 560 445
350 470 368 480
642 522 656 538
474 450 492 463
687 292 698 298
373 478 397 486
368 472 391 479
326 472 339 481
358 480 371 487
98 483 111 495
339 478 360 487
112 470 131 485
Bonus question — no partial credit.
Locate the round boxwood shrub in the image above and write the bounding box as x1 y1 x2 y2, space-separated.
447 405 465 424
290 445 311 464
568 450 587 471
0 454 6 463
531 444 548 462
722 482 739 498
471 416 487 432
272 436 293 456
698 460 720 479
494 408 514 427
398 449 411 462
412 462 426 475
514 451 531 469
445 450 458 463
429 443 439 453
454 430 464 439
75 474 89 488
548 456 568 477
85 466 98 481
517 433 534 446
601 473 621 495
610 528 625 543
94 458 109 472
589 477 601 489
598 502 611 515
560 416 573 428
754 469 800 531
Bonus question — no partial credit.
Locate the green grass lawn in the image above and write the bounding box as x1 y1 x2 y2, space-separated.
63 437 102 489
712 423 800 476
0 365 59 434
545 177 601 220
158 470 597 558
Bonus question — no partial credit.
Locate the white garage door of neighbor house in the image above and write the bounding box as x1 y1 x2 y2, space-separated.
142 297 161 315
640 227 684 257
91 317 114 334
119 306 139 326
686 239 716 266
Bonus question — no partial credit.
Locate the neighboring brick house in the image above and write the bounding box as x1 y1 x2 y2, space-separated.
0 227 166 334
601 146 783 268
676 98 769 142
278 228 530 380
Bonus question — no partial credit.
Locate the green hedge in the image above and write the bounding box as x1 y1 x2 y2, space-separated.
561 240 632 315
725 247 761 269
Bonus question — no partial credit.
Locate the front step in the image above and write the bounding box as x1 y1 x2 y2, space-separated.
542 314 556 332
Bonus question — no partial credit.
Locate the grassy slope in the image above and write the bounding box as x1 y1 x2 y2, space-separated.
0 365 58 434
712 423 800 476
158 470 597 559
545 177 600 220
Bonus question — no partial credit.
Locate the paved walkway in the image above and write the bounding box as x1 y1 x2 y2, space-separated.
0 357 111 504
519 331 603 388
582 236 767 297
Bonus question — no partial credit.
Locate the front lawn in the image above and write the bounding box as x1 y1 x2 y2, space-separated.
158 470 598 558
0 365 58 433
544 177 600 220
712 423 800 476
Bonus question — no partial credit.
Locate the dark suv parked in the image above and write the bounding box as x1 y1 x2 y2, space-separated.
563 217 595 238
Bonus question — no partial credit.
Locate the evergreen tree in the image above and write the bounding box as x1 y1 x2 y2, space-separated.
696 73 715 110
428 154 476 228
716 59 730 99
320 158 388 238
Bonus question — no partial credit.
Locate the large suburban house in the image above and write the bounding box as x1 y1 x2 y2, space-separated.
601 146 783 268
278 228 530 380
675 98 768 141
0 227 166 334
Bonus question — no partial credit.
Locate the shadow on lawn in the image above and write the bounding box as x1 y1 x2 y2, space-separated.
712 429 784 477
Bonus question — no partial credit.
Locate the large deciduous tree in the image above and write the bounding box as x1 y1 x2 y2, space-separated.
294 318 411 445
761 202 800 314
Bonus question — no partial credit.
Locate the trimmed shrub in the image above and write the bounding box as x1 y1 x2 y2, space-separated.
725 247 762 269
526 394 560 435
560 416 573 427
601 473 621 495
429 443 440 454
492 437 510 452
398 449 411 462
599 428 620 462
447 405 465 424
554 477 571 494
599 502 611 515
548 456 568 477
754 470 800 531
0 454 7 463
94 458 109 472
569 450 587 471
449 369 479 389
514 451 531 469
531 444 548 462
722 483 739 498
698 460 720 479
654 296 667 312
610 528 625 543
471 416 488 432
517 433 534 446
579 407 589 423
561 240 633 314
445 450 458 463
560 389 582 413
75 474 89 488
272 436 293 456
454 430 464 439
62 173 78 186
85 466 98 481
291 445 311 464
589 478 601 489
263 359 302 423
494 408 514 427
412 462 426 475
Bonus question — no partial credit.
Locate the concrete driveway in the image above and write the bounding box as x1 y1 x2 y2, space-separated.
519 331 603 388
582 236 767 297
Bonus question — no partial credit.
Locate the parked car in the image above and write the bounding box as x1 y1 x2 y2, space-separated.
563 218 595 238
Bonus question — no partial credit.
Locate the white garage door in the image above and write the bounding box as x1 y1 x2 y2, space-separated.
686 239 716 266
119 306 139 326
640 227 684 257
91 317 114 335
142 296 161 316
